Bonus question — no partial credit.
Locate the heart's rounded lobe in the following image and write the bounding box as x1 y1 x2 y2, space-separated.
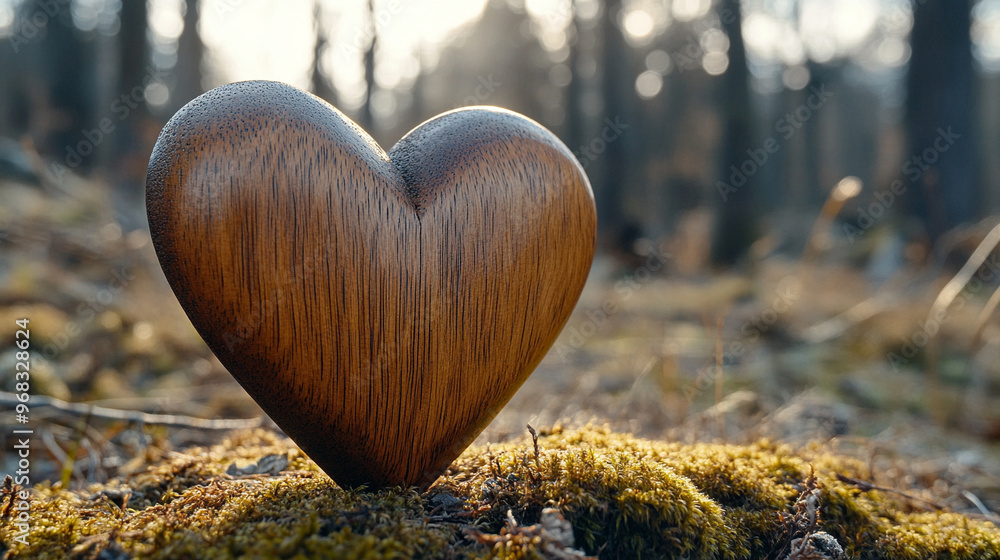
146 80 596 488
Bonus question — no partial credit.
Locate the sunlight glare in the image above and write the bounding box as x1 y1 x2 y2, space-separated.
672 0 711 22
525 0 572 33
576 0 601 22
742 12 781 59
781 65 809 90
0 4 14 35
800 0 879 60
193 0 488 112
635 70 662 99
329 0 489 109
200 0 314 90
702 52 728 75
699 27 728 54
973 0 1000 70
623 9 654 40
150 0 184 41
876 37 910 67
832 176 863 202
777 34 806 66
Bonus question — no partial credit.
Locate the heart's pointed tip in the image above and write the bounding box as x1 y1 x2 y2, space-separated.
325 471 437 495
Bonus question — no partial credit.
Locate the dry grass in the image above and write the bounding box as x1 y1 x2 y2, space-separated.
1 177 1000 556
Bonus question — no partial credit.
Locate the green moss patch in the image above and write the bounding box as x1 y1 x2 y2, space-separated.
2 427 998 559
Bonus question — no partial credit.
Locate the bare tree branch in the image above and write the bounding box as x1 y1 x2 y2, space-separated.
0 392 264 430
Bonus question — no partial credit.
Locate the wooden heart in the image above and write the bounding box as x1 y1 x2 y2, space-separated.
146 80 596 489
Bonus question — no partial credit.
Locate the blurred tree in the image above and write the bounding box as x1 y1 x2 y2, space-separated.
360 0 376 131
173 0 205 109
565 0 583 158
311 1 338 105
33 5 98 166
803 61 832 208
422 1 545 122
117 0 150 123
598 0 629 237
0 27 29 138
406 49 426 128
906 0 977 243
710 0 757 266
113 0 153 229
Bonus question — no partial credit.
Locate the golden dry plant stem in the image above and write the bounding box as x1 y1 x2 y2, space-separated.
925 222 1000 420
715 312 725 440
970 285 1000 352
799 176 862 267
145 81 597 490
926 223 1000 322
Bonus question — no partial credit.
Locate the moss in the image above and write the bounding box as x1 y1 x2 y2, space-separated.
2 427 998 559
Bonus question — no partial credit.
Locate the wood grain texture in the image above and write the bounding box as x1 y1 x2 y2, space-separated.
145 80 596 489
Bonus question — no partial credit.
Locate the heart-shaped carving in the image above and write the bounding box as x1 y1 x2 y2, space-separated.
146 81 596 489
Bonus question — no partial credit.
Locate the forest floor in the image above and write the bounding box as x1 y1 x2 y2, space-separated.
1 176 999 557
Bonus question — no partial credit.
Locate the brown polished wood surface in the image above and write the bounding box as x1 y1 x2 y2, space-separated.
146 81 596 489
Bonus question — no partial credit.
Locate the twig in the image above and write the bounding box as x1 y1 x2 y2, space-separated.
801 293 898 344
926 222 1000 325
800 176 863 266
526 424 540 469
835 473 944 510
924 222 1000 422
969 283 1000 353
769 466 820 560
961 490 1000 526
0 391 264 430
61 412 91 487
715 313 724 440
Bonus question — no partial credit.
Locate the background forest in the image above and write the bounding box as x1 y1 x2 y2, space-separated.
1 0 1000 535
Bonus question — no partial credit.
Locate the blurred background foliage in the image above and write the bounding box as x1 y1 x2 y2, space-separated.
1 0 1000 520
0 0 998 258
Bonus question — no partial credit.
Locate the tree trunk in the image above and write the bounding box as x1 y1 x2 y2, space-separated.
565 0 584 156
174 0 205 109
360 0 377 131
710 0 757 266
113 0 152 229
598 0 628 238
36 7 97 166
905 0 977 243
310 1 338 105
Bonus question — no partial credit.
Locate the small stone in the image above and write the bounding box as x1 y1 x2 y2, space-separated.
429 492 462 509
786 531 846 560
226 453 288 476
540 508 575 548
